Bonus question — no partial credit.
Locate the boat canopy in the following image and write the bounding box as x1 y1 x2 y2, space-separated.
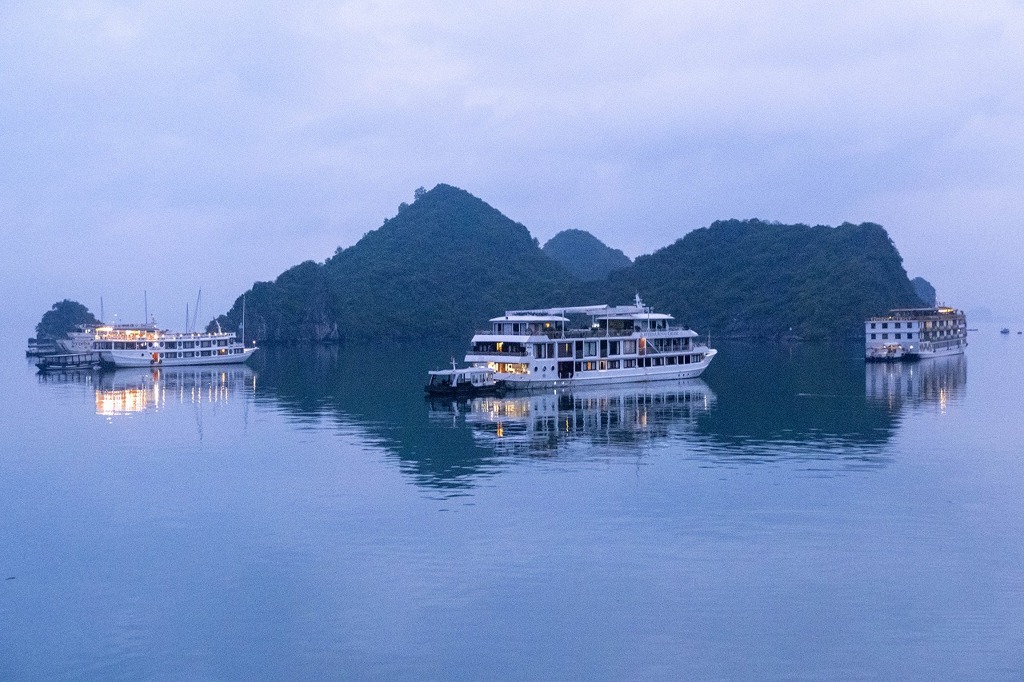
488 314 570 323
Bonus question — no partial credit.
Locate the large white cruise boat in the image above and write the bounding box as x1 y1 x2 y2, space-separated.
463 296 716 390
865 307 967 361
64 324 256 368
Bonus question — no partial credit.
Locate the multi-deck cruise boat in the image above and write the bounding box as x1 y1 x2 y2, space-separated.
63 323 256 368
865 307 967 361
462 295 716 390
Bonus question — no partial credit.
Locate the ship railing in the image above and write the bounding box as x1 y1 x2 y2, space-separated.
473 328 689 339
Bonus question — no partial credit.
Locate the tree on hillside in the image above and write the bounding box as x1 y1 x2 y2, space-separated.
35 300 100 340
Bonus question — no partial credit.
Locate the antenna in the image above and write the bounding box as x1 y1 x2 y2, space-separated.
185 303 190 333
144 290 148 326
100 296 104 324
241 294 246 346
191 289 202 332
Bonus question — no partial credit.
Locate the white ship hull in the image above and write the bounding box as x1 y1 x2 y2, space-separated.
495 349 716 390
101 347 256 368
909 343 966 359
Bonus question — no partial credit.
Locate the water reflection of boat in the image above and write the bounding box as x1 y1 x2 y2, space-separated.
865 353 966 408
429 378 715 455
95 366 255 415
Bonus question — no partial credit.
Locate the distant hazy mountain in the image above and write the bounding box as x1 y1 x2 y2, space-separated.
542 229 631 281
911 277 937 306
211 187 925 343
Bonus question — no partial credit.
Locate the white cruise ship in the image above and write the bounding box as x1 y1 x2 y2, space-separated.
67 324 256 368
463 296 716 390
865 307 967 361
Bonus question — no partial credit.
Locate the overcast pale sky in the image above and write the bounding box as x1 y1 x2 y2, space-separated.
2 1 1022 331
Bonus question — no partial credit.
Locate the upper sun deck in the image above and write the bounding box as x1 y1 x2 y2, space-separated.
94 325 238 342
866 307 965 323
481 296 691 339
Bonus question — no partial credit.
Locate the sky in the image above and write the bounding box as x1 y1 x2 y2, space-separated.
2 1 1022 333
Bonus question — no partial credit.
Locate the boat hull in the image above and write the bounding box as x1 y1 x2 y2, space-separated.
495 349 716 391
101 347 256 368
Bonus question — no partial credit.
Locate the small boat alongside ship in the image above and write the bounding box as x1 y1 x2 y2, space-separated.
865 307 967 361
428 296 716 391
425 364 505 397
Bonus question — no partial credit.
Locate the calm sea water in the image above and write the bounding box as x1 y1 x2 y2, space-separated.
2 327 1023 679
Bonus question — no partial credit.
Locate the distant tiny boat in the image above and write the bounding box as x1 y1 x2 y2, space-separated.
425 364 505 397
1001 328 1010 334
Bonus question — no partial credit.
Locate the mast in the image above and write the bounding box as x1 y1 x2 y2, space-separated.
191 289 202 332
241 295 246 346
100 296 104 324
185 303 190 332
144 290 148 326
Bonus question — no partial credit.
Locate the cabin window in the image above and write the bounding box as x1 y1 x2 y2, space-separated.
114 342 125 350
558 342 572 358
609 341 619 356
882 334 888 339
871 334 876 339
683 355 691 364
907 333 913 339
667 356 676 365
574 362 582 372
575 341 583 359
183 351 194 357
895 333 901 339
200 350 212 356
895 322 901 329
622 340 637 354
183 341 194 349
882 323 888 329
653 358 663 366
200 341 212 348
624 359 637 368
609 360 620 369
584 341 597 357
583 361 596 371
217 339 228 346
870 323 876 329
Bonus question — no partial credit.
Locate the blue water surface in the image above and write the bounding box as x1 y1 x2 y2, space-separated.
1 327 1022 680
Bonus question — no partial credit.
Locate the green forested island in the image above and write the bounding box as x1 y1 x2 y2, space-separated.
211 184 926 343
542 229 632 281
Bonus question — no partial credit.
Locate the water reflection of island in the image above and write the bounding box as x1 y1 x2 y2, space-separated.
865 354 967 410
95 366 255 415
429 380 715 456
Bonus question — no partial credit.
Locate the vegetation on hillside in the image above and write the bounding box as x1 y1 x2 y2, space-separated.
542 229 631 281
35 300 100 340
212 185 580 342
607 219 924 339
210 188 927 344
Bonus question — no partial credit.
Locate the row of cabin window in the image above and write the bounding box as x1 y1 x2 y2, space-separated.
158 348 244 358
870 333 915 340
537 339 690 359
570 354 705 371
870 329 962 341
96 339 231 350
870 321 917 330
869 320 961 330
